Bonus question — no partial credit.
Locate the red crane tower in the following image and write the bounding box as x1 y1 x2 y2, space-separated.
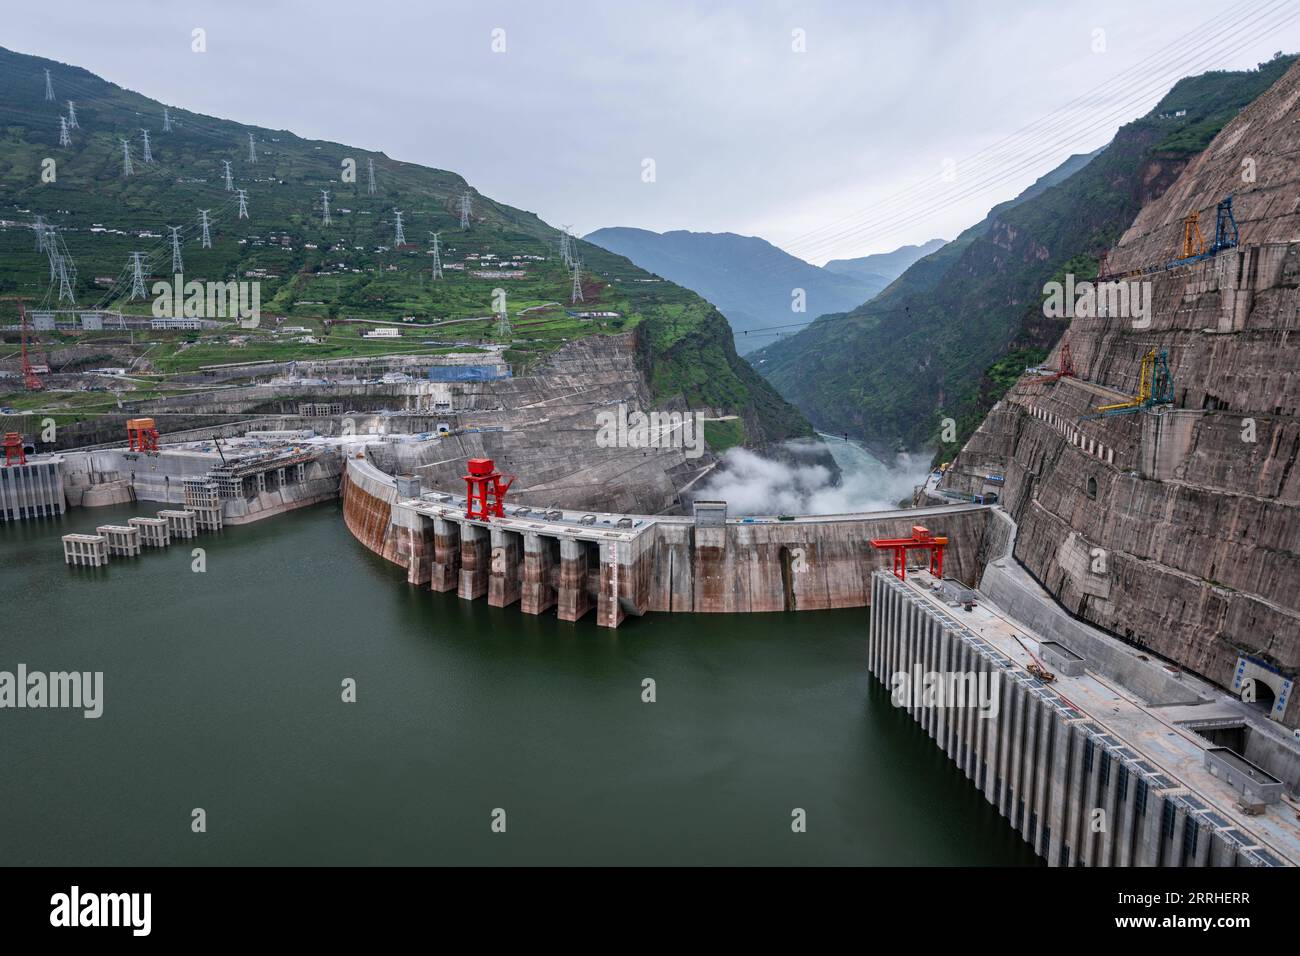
870 525 949 582
18 302 46 391
462 457 514 520
3 432 26 467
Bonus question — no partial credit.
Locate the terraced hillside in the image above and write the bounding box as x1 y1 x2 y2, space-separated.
0 46 809 449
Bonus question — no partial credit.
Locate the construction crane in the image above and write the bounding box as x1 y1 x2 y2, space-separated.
1029 340 1076 384
1078 347 1173 421
870 525 949 582
18 302 47 391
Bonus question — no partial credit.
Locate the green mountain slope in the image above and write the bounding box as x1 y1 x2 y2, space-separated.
752 55 1297 459
0 46 810 446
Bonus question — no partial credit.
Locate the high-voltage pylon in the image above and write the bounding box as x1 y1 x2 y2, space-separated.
570 258 584 304
44 69 54 102
559 226 574 267
169 227 184 274
56 252 76 305
198 209 212 248
120 138 134 176
33 216 47 251
162 107 172 132
497 303 511 339
429 232 443 279
247 132 256 163
367 158 376 195
222 160 233 191
58 117 71 147
392 209 406 246
66 101 78 129
129 252 148 299
236 188 249 220
47 244 58 281
320 190 331 226
459 191 472 229
140 128 153 163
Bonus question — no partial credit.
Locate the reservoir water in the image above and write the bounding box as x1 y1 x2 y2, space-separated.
0 501 1038 865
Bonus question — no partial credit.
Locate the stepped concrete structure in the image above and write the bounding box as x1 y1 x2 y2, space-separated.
341 455 993 625
935 57 1300 730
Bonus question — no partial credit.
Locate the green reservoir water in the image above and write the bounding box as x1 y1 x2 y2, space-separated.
0 502 1038 865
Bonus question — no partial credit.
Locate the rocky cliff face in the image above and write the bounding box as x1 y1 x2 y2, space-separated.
937 59 1300 726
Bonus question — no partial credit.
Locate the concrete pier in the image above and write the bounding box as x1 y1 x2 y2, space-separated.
487 527 522 608
158 509 197 539
521 532 557 615
556 538 591 622
430 517 461 593
129 517 170 548
96 524 141 557
458 524 489 600
869 568 1299 867
62 533 107 567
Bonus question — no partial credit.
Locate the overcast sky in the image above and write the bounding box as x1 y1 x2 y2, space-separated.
7 0 1298 263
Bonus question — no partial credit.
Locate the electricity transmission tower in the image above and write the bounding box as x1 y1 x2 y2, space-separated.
320 190 331 226
130 252 147 299
222 160 233 191
247 133 256 163
140 128 153 163
55 245 76 304
429 232 443 279
58 117 71 147
367 158 376 195
571 258 584 304
237 189 249 220
199 210 212 249
392 209 405 246
44 69 54 101
120 138 134 176
66 101 78 129
163 107 172 132
459 191 472 229
33 216 47 251
169 227 184 273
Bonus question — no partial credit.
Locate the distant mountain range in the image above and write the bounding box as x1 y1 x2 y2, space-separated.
822 239 945 282
582 228 942 354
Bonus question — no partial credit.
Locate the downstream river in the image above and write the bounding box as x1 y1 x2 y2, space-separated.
0 501 1037 865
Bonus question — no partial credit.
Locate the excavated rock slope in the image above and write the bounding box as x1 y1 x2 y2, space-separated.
938 59 1300 726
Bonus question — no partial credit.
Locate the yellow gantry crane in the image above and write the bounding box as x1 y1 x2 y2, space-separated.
1182 209 1207 259
1079 348 1175 421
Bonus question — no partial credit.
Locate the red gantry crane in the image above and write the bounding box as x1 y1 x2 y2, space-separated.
463 457 515 520
870 525 949 582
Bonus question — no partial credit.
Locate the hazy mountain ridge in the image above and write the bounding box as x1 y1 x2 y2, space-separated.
583 227 929 354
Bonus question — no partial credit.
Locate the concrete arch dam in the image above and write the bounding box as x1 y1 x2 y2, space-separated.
342 456 997 627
